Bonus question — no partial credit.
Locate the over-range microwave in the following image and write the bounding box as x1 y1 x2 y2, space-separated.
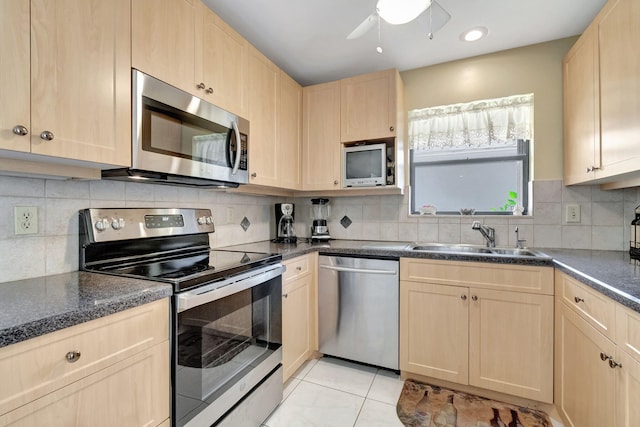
342 143 387 187
102 70 249 188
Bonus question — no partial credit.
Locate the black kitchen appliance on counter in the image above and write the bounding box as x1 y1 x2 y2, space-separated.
274 203 296 244
79 208 284 427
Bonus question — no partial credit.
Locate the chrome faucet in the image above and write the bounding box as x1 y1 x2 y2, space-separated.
515 226 527 249
472 221 496 247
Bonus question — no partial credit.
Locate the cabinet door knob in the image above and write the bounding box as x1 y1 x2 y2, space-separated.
574 296 584 303
333 180 339 185
600 352 612 361
40 131 54 141
197 82 206 90
586 166 600 173
12 125 28 136
296 266 302 271
389 126 394 132
251 172 257 178
461 294 467 301
206 87 214 94
609 359 622 369
65 350 81 363
282 293 288 298
471 295 478 301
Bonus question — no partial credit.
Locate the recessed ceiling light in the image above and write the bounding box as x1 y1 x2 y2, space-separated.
461 27 488 42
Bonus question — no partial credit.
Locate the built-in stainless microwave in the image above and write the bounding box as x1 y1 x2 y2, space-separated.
102 70 249 188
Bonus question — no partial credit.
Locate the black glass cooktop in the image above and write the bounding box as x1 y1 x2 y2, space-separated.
98 250 280 292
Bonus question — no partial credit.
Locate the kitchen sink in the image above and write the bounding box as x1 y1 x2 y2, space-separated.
408 243 547 258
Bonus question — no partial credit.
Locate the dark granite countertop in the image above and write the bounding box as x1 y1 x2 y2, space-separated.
0 272 172 348
222 240 640 314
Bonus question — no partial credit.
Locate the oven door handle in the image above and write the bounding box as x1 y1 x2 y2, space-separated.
176 263 285 312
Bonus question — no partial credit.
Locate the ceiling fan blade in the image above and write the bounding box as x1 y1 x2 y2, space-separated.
347 13 379 39
425 0 451 35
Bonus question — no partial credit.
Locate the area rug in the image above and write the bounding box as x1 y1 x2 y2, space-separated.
396 379 552 427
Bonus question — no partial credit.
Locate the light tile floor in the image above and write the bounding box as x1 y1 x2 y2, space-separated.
263 357 565 427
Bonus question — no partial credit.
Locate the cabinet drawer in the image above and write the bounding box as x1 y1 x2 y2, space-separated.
616 303 640 363
0 298 168 416
283 254 312 283
400 258 554 295
556 270 615 339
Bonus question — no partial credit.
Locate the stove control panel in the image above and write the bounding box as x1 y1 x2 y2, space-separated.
80 208 215 243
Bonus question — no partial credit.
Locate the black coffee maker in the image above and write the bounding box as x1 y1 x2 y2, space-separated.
274 203 296 244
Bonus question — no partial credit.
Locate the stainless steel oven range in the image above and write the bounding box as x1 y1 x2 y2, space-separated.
79 208 284 427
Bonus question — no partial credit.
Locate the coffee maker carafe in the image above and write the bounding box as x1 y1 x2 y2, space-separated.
310 198 331 241
275 203 297 244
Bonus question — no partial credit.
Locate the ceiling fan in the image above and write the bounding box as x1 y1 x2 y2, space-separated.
347 0 451 40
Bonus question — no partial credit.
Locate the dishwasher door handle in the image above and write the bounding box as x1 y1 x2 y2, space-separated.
319 264 397 275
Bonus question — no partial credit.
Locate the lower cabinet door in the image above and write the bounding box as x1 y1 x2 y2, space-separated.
616 349 640 427
282 277 312 382
556 302 615 427
469 288 554 402
0 342 169 427
400 281 469 384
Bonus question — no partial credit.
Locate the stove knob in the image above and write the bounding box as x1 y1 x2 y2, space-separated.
205 216 213 224
95 218 109 232
111 218 125 230
197 216 206 225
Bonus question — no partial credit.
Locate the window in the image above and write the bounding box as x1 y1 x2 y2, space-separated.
408 94 533 215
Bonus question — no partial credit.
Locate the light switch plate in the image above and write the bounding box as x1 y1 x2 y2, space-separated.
566 204 581 223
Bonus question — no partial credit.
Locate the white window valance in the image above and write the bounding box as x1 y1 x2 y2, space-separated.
408 93 533 152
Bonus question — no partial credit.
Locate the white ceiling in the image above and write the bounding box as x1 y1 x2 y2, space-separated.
203 0 606 87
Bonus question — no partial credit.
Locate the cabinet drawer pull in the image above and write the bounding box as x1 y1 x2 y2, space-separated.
471 295 478 301
389 126 394 132
461 294 467 301
586 166 600 173
251 172 257 178
40 131 54 141
206 87 214 94
600 352 612 361
197 82 206 90
65 351 81 363
609 359 622 369
12 125 28 136
574 296 584 303
296 266 302 271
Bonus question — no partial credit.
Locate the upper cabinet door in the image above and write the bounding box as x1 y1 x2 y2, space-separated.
563 25 600 185
278 71 302 190
132 0 196 93
247 45 280 187
30 0 131 166
0 0 30 153
340 68 397 143
302 81 341 190
197 3 248 117
598 0 640 179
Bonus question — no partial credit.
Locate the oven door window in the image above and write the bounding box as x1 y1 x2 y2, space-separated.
175 278 281 424
141 96 237 168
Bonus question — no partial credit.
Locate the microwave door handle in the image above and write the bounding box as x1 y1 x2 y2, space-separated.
231 120 241 175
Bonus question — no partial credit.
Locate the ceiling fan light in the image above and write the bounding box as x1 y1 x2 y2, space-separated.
377 0 431 25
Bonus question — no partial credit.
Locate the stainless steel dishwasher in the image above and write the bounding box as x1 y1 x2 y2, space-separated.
318 255 399 370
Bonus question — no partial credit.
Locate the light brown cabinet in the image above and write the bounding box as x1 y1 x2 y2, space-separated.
340 69 400 143
0 0 131 168
563 24 600 185
0 299 170 426
247 45 280 187
400 259 554 403
277 72 303 190
282 254 317 382
555 270 640 427
302 81 342 191
563 0 640 188
132 0 248 117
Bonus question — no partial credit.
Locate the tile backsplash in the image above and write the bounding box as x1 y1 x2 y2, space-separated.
0 175 638 283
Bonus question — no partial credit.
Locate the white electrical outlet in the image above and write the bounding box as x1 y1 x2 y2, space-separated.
566 204 581 223
15 206 38 235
